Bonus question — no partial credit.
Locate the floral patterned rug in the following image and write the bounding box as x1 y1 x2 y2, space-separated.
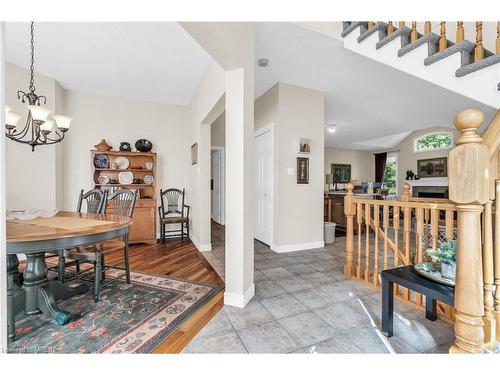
8 270 222 353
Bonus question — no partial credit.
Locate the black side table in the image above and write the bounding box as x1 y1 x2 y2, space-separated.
381 265 455 337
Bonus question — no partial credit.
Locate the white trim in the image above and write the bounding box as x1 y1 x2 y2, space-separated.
271 241 325 253
413 131 454 153
405 177 448 187
189 233 212 252
210 146 225 225
253 123 274 246
224 283 255 308
0 22 7 352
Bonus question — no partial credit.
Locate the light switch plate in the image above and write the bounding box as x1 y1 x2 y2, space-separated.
287 168 294 176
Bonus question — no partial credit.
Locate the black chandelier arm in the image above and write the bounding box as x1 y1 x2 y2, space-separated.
44 130 65 143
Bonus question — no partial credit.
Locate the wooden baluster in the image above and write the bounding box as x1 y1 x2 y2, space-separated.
456 21 464 43
410 22 418 42
482 200 496 349
364 204 371 283
373 204 380 287
344 183 356 277
398 21 405 30
401 184 411 301
439 21 447 51
416 207 425 306
449 109 488 354
393 205 400 296
494 180 500 341
430 208 440 250
357 202 363 279
424 21 432 36
445 209 454 241
387 21 394 34
368 21 375 29
475 21 484 62
496 21 500 54
383 205 389 270
424 208 430 250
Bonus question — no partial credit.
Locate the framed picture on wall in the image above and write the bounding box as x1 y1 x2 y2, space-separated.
331 163 351 183
297 157 309 184
417 157 447 178
297 138 311 153
191 143 198 165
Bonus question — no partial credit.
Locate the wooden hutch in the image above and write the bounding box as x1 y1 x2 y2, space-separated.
91 150 157 244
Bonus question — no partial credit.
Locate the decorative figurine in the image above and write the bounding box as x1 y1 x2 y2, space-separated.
405 170 415 180
94 139 112 152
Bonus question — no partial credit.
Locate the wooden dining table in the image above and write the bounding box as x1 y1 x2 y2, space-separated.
6 211 132 342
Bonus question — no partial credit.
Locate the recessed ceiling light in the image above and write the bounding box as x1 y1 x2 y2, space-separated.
328 127 337 133
257 58 269 67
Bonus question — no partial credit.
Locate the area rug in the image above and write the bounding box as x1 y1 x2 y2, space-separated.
8 270 223 353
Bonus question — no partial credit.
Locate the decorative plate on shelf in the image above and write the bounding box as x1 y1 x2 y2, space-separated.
114 156 130 170
97 174 110 185
118 171 134 185
414 262 455 286
143 174 154 184
94 154 110 169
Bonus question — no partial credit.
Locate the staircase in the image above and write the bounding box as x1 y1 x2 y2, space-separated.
341 22 500 108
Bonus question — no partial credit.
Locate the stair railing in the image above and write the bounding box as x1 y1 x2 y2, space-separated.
343 183 457 321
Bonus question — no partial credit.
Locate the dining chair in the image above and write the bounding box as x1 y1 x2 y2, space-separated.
54 189 107 280
61 188 137 301
158 188 190 243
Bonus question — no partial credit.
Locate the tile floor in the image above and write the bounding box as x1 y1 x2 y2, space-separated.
183 225 455 354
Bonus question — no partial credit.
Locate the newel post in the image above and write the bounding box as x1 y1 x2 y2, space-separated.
344 183 356 277
449 109 489 354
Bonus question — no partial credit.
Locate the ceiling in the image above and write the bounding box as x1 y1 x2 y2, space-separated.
5 22 211 106
255 23 496 150
5 22 496 150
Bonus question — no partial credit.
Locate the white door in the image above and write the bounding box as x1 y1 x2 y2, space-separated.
254 129 272 245
211 150 222 224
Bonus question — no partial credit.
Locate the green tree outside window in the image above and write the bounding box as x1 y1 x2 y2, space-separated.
415 133 453 152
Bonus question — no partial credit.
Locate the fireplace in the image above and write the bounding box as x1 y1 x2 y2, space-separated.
412 186 448 199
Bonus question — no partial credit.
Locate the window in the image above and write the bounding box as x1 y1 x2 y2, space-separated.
414 132 453 153
382 153 398 195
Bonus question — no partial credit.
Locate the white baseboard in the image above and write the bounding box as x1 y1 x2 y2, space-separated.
224 283 255 308
189 234 212 252
270 241 325 253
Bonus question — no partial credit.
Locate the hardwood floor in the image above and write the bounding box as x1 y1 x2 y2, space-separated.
104 238 225 353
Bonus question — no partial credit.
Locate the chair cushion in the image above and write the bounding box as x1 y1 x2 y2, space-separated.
64 240 125 260
161 216 188 223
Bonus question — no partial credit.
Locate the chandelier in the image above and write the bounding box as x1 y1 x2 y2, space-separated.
4 22 72 151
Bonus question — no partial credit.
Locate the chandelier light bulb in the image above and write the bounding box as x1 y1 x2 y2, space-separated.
52 115 72 131
6 111 22 129
26 105 52 122
5 105 12 115
40 119 54 133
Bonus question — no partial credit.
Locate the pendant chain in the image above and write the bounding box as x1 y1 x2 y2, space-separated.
28 21 36 93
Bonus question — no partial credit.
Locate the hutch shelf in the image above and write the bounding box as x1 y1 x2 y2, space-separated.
91 150 157 244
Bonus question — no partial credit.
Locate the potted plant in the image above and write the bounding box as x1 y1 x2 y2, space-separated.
426 240 456 280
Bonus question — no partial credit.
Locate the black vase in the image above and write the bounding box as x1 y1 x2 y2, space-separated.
135 139 153 152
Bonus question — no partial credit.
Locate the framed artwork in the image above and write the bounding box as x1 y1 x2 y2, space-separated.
417 157 448 178
298 138 311 153
331 163 351 183
191 143 198 165
297 157 309 184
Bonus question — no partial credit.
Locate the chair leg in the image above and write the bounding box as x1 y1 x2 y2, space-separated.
58 250 65 282
124 234 131 284
181 222 184 241
94 253 101 302
101 253 106 281
187 221 190 241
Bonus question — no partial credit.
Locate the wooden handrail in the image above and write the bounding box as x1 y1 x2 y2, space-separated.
352 197 457 211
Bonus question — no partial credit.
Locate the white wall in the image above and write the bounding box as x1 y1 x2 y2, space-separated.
324 147 374 188
63 90 189 210
255 82 325 250
5 63 63 210
211 112 225 147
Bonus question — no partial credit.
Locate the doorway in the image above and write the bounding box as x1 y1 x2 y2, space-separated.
211 146 225 225
254 125 273 246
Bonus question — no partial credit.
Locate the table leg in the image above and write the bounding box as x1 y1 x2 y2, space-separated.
382 277 394 337
7 255 26 342
425 295 437 321
22 252 81 326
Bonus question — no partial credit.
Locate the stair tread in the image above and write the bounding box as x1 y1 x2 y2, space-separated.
398 32 440 58
357 22 387 43
376 26 411 50
456 54 500 77
424 40 476 67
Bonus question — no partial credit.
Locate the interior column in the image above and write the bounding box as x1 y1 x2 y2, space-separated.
224 67 254 308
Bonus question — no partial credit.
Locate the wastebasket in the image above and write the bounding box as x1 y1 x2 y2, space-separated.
324 222 336 245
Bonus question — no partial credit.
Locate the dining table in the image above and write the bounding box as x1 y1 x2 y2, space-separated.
6 211 132 342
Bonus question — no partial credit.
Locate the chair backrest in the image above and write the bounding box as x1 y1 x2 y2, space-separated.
160 188 185 216
76 189 106 214
104 189 138 218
